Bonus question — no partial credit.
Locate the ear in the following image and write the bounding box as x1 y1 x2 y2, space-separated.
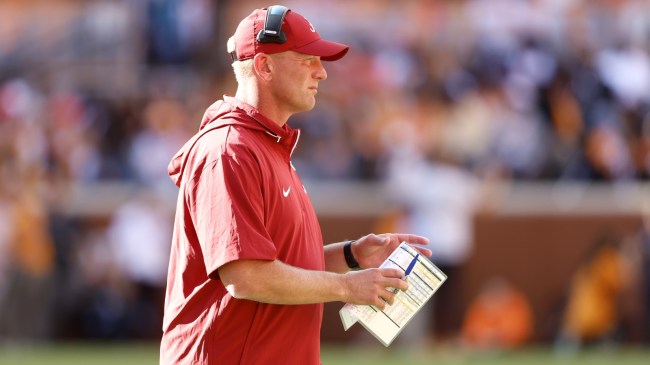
253 53 273 81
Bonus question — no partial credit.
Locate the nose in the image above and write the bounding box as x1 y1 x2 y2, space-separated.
313 58 327 80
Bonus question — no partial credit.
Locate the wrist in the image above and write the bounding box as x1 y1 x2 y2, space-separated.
343 240 360 270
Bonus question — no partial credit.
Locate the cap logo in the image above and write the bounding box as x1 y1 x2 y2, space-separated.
308 22 316 33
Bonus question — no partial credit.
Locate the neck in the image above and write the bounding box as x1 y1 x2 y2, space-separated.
235 86 289 127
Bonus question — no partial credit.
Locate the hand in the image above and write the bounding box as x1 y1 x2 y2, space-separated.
342 267 408 310
352 233 431 269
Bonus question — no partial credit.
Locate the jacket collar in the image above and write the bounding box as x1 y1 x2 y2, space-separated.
224 95 300 156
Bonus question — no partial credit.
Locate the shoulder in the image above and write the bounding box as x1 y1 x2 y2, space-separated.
195 125 265 160
184 125 270 182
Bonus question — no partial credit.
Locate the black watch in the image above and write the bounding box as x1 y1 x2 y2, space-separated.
343 240 360 269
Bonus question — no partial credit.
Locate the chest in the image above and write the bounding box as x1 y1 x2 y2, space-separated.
259 145 312 227
234 130 322 265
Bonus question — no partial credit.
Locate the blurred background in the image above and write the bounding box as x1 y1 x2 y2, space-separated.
1 0 650 362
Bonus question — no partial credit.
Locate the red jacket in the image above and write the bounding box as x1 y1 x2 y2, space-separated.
161 96 325 364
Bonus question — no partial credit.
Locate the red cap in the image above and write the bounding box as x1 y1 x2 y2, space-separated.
230 6 349 62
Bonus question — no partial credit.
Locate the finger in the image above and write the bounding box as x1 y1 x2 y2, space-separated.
388 277 408 292
412 245 432 257
373 297 386 310
380 275 408 291
379 267 404 278
392 233 429 245
380 289 396 305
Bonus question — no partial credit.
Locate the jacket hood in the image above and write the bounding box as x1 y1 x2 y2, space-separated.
168 96 299 187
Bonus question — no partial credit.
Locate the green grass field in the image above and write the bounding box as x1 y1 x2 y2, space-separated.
1 342 649 365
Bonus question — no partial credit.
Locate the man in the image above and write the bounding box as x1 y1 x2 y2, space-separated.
160 6 431 364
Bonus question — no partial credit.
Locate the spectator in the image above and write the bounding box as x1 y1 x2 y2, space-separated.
555 234 634 351
461 276 534 350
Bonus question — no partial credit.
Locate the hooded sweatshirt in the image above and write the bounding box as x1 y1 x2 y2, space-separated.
160 96 325 365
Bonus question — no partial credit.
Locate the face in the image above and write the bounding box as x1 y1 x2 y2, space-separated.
267 51 328 115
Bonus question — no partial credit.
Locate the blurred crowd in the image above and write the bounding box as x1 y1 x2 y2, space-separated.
1 0 650 345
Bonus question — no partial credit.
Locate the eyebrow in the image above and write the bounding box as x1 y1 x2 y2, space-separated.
287 51 315 60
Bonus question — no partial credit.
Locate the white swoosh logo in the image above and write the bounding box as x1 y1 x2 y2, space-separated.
283 186 291 198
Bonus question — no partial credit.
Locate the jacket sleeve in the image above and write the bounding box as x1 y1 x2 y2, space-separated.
187 142 277 280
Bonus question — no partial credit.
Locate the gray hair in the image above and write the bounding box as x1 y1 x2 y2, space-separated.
228 36 254 83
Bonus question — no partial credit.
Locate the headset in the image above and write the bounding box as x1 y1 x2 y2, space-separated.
256 5 290 44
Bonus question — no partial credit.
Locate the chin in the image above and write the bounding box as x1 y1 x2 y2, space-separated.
300 100 316 112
